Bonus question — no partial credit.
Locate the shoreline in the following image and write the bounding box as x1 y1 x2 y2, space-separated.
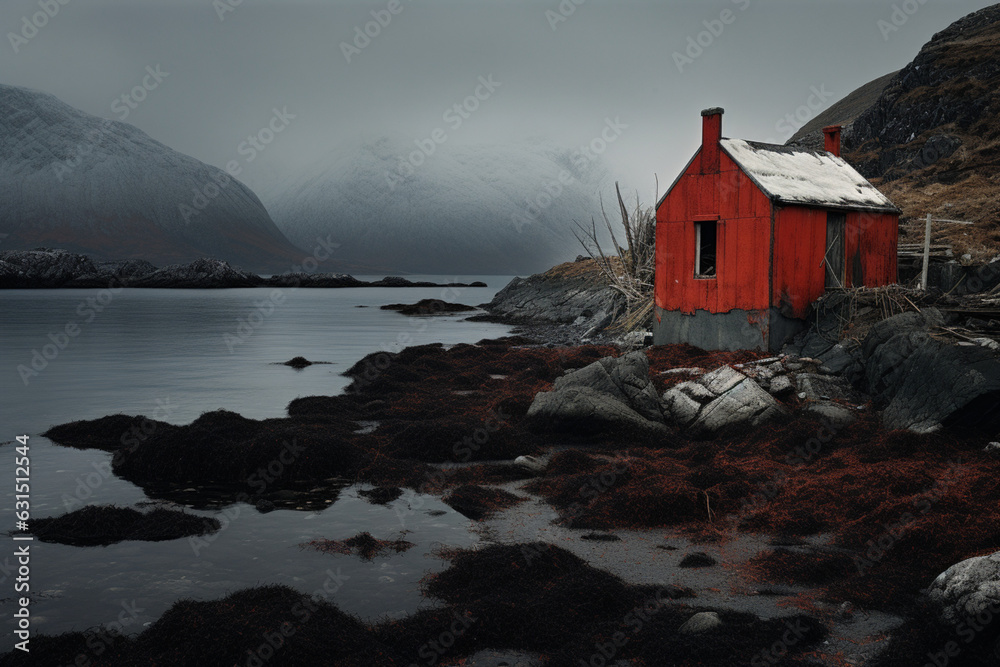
12 323 1000 665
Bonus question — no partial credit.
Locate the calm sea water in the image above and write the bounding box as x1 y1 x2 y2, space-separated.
0 278 514 639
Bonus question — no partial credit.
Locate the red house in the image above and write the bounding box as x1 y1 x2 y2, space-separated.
653 108 900 352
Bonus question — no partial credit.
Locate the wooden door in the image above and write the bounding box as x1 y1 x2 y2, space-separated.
825 212 846 288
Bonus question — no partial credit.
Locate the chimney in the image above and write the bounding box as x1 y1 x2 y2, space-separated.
823 125 842 158
701 107 724 174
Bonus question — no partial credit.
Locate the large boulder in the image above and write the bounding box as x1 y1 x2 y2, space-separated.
662 366 789 437
861 309 1000 432
927 551 1000 625
525 352 668 436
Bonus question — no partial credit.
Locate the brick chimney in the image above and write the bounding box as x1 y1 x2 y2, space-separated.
823 125 842 158
701 107 724 174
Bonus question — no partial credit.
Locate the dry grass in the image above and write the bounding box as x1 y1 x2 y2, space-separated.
574 182 656 331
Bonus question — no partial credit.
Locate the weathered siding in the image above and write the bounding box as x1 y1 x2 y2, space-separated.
851 210 898 287
655 150 771 316
771 206 827 319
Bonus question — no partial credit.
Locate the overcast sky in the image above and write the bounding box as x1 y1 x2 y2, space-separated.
3 0 995 203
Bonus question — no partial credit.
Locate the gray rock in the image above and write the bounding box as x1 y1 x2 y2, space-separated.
689 375 788 437
514 455 547 473
675 381 717 404
743 361 782 386
552 351 662 422
678 611 722 634
128 258 262 288
803 401 857 428
0 249 99 288
662 366 789 437
700 365 746 395
526 352 668 435
861 311 1000 432
484 263 626 330
768 375 794 396
526 386 669 436
660 367 705 377
796 373 863 404
927 551 1000 625
661 389 702 428
973 337 1000 351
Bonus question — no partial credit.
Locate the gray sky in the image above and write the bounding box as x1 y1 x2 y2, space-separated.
3 0 995 203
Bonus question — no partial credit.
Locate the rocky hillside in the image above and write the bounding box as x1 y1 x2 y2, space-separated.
849 4 1000 234
787 71 898 151
0 84 305 272
789 4 1000 259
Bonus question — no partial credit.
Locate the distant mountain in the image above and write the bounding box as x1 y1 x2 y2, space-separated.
264 137 612 275
0 84 305 272
788 5 1000 243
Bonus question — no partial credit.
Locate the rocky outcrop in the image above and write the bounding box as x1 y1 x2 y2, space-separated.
927 551 1000 625
0 249 490 289
525 351 668 436
849 5 1000 176
661 366 789 437
128 258 262 288
0 249 101 288
860 309 1000 432
485 259 625 333
786 71 899 151
380 299 478 316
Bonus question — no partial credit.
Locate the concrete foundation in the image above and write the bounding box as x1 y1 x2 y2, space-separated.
653 306 805 353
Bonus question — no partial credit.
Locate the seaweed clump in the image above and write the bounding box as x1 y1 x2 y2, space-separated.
300 532 415 560
28 505 219 546
442 485 527 520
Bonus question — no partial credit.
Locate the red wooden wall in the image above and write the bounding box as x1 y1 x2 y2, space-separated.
655 150 771 316
771 207 899 319
656 149 899 321
851 210 899 288
771 207 826 319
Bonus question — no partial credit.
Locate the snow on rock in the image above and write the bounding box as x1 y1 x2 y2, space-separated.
0 84 304 272
720 139 898 212
264 136 612 275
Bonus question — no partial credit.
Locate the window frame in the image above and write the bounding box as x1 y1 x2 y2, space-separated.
694 216 719 280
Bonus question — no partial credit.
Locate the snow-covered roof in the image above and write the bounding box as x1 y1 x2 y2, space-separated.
719 139 898 212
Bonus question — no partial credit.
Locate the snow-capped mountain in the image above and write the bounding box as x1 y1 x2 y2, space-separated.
0 84 304 272
264 136 613 275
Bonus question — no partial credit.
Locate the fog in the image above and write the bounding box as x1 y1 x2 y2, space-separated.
3 0 994 204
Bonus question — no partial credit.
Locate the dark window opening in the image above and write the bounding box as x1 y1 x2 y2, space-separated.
695 221 717 278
